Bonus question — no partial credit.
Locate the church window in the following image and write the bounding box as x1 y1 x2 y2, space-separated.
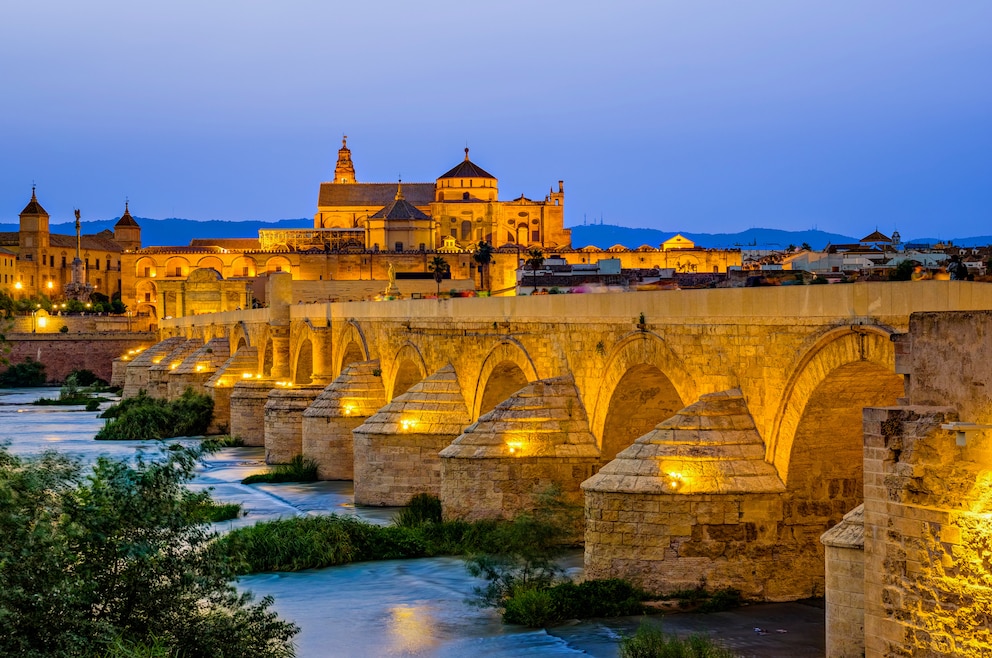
175 266 182 277
42 255 46 265
145 292 151 302
243 266 249 277
95 259 100 270
85 259 89 268
463 192 469 200
394 242 403 252
461 221 472 241
532 231 541 242
555 199 559 206
144 267 151 277
274 266 282 272
106 259 111 271
30 276 34 286
96 278 102 286
62 256 66 267
450 230 456 238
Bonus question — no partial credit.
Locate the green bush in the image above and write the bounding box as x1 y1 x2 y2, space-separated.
96 389 214 440
68 368 105 387
192 501 244 523
503 586 557 627
395 492 443 527
0 357 47 387
502 579 649 627
0 445 297 658
619 623 736 658
85 399 101 412
242 455 319 484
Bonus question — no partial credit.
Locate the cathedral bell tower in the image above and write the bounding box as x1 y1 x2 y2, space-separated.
334 136 356 183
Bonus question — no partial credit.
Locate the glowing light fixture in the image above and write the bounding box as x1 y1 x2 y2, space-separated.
665 472 685 492
46 281 53 290
14 281 22 290
400 419 416 431
195 364 205 372
343 403 355 416
242 372 253 379
507 441 524 455
169 363 178 370
37 316 47 329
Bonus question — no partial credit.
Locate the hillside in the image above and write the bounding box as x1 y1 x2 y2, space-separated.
1 217 987 251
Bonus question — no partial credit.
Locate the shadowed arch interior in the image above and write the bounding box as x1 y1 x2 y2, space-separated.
235 336 248 352
340 341 365 373
262 340 273 378
784 360 904 534
601 364 683 461
295 338 313 385
391 359 423 399
479 361 529 416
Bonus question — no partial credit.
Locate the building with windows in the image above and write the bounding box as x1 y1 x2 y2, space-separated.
0 189 139 300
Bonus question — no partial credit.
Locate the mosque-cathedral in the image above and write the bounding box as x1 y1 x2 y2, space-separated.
6 140 739 321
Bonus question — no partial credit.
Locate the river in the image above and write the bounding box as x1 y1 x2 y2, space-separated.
0 388 825 657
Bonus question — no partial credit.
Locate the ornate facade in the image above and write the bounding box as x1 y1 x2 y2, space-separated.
315 139 571 251
0 189 139 300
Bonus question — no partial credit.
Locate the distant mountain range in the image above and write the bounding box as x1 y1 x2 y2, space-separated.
1 217 989 251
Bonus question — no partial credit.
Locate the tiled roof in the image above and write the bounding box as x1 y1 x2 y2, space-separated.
369 196 430 221
318 182 434 208
49 232 123 252
0 232 19 246
860 230 891 243
115 203 139 227
438 154 496 180
189 238 262 250
20 190 48 216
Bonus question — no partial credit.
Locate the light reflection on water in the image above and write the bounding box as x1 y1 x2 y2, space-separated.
1 387 824 657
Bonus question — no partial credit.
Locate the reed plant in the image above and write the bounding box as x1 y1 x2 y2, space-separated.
241 455 319 484
619 623 737 658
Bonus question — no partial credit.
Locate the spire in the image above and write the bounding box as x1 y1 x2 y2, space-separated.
333 134 356 183
395 178 404 200
464 147 470 161
31 184 37 201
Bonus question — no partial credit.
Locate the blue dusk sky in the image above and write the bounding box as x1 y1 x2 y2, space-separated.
1 1 989 239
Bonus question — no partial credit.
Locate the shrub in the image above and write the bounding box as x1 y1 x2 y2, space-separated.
619 622 736 658
68 368 105 387
0 357 47 387
503 586 557 627
96 389 214 440
0 445 298 657
59 325 69 334
395 493 443 527
241 455 319 484
85 399 101 412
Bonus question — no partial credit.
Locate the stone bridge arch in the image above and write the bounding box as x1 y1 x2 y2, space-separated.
589 331 697 460
231 324 250 354
335 321 370 377
386 342 428 401
768 325 902 485
292 322 316 385
471 339 541 420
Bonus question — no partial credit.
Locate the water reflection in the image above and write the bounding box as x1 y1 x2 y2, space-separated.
0 387 824 657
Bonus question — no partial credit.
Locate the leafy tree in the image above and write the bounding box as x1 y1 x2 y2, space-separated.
0 445 298 657
0 291 15 318
801 242 812 251
524 248 545 293
428 255 450 299
472 241 494 293
0 357 47 387
890 260 915 281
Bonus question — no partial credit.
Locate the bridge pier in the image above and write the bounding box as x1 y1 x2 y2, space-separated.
146 339 202 399
301 360 385 480
230 379 276 446
167 337 230 401
353 365 471 506
122 336 187 397
441 376 600 521
264 384 325 464
204 347 258 435
581 390 808 600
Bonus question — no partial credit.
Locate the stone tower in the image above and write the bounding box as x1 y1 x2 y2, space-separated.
113 201 142 252
334 136 356 184
18 186 50 255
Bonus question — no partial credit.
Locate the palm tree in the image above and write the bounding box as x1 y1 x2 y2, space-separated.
428 255 450 299
525 248 544 293
472 241 494 294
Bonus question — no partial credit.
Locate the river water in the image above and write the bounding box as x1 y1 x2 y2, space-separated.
1 388 825 657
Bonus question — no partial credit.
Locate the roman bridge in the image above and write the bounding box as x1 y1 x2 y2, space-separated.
119 277 992 601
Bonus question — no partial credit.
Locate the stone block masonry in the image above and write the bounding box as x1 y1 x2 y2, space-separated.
6 333 155 384
230 380 275 446
264 385 324 464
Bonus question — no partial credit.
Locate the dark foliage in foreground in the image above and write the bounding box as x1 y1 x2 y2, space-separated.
0 357 46 387
0 444 297 657
96 389 213 440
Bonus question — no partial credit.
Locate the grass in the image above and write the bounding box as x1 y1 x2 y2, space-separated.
504 578 651 627
192 501 243 523
33 395 112 406
619 623 737 658
661 587 744 613
241 455 319 484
